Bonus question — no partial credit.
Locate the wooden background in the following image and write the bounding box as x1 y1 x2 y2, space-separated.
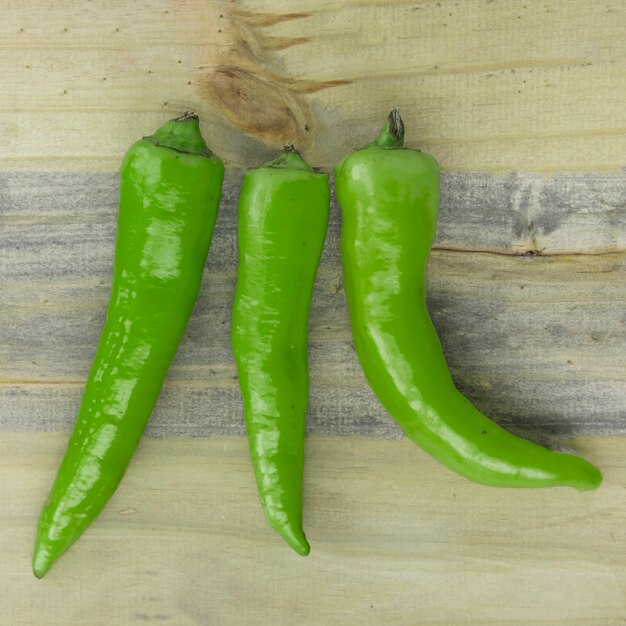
1 1 625 624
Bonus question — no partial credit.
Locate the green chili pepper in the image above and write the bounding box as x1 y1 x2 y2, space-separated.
32 113 224 578
335 110 602 490
231 147 330 555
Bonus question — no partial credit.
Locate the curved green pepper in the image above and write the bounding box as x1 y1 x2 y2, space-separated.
335 110 601 490
33 113 224 578
231 147 330 555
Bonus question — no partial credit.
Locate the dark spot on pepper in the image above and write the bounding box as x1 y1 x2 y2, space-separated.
481 430 487 435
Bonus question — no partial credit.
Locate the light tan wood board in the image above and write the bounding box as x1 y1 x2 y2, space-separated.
4 433 624 625
1 0 625 171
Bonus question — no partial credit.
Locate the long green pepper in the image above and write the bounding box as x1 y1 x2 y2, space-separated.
335 110 602 490
33 114 224 578
232 147 330 555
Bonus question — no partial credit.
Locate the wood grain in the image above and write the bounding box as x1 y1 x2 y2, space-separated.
3 433 623 626
2 172 625 439
1 0 625 171
2 1 625 621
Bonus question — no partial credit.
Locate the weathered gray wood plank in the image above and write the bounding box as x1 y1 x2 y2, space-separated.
1 171 625 438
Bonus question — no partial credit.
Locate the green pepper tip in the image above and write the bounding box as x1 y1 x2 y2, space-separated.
575 459 603 491
271 521 311 556
32 544 54 579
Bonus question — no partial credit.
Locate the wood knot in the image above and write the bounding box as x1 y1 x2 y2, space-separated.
203 66 304 146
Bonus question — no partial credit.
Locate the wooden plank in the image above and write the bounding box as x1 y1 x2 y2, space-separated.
3 433 623 625
1 0 625 171
2 1 624 622
1 172 625 438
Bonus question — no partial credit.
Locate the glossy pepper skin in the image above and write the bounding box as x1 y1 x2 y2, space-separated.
231 148 329 555
32 114 224 578
335 110 601 490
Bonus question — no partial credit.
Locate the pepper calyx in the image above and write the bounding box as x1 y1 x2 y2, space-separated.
144 112 213 157
262 146 316 173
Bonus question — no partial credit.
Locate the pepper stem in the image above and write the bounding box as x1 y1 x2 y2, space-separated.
373 108 405 148
262 145 315 172
144 112 212 157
